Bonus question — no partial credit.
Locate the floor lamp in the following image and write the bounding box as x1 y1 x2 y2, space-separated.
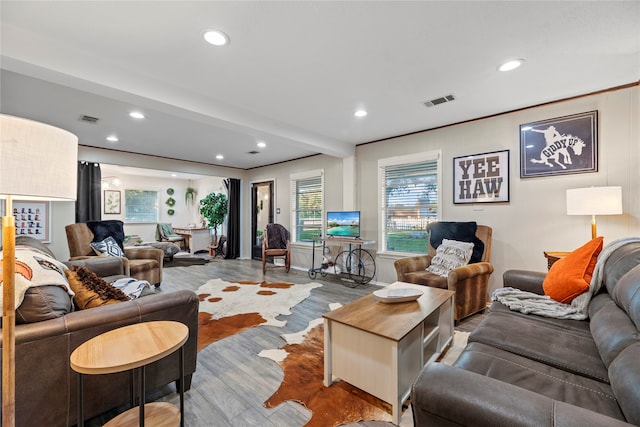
566 186 623 239
1 115 78 427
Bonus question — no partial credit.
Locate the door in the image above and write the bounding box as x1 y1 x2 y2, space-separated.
251 181 274 260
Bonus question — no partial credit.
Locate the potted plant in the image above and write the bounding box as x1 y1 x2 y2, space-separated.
185 187 197 205
199 192 228 242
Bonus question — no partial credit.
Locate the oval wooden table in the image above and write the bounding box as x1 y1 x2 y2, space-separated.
70 321 189 427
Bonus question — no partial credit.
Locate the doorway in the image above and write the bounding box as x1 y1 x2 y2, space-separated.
251 181 274 260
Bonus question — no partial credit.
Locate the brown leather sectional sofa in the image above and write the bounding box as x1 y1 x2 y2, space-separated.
1 237 199 427
412 241 640 426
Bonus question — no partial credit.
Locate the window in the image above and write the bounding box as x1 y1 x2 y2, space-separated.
378 151 441 254
290 170 323 242
124 190 159 223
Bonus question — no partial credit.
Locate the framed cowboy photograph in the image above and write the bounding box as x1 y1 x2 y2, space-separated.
520 111 598 178
453 149 509 204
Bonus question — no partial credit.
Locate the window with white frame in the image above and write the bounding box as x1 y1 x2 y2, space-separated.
378 151 441 254
124 189 159 223
290 170 323 242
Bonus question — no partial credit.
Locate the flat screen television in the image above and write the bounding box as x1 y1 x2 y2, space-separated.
326 211 360 238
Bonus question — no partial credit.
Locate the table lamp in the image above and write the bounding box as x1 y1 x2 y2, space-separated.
1 115 78 427
566 186 623 239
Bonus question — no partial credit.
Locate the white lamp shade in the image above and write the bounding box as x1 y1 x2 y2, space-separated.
1 114 78 200
566 186 623 216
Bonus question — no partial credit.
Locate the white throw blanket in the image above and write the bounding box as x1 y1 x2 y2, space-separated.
0 248 74 308
492 237 640 320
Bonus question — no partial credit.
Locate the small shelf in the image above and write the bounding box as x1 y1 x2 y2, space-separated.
104 402 180 427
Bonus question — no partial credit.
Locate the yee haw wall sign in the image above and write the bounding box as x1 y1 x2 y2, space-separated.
454 150 509 204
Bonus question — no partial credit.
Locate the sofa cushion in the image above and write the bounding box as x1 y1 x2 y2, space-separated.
90 236 125 257
469 309 608 382
610 263 640 328
15 285 73 324
601 241 640 295
454 341 625 422
608 342 640 425
426 239 474 277
15 235 56 258
65 266 129 309
542 237 603 303
428 221 484 263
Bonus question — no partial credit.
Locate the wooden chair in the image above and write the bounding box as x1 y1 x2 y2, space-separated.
393 222 493 322
262 223 291 273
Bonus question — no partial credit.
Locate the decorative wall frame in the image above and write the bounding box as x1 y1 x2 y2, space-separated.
12 201 52 242
520 111 598 178
104 190 121 214
453 150 509 204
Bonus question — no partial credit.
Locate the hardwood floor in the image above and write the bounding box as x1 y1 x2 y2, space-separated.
86 257 483 427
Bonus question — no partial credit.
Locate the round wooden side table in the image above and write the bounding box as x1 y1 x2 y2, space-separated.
70 321 189 427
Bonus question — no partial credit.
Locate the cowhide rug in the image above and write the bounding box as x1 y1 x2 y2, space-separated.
259 304 469 427
196 278 322 351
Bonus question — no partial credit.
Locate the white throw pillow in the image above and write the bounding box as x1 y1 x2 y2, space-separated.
90 236 125 257
426 239 474 277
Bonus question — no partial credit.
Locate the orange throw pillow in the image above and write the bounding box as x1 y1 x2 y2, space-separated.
543 237 604 303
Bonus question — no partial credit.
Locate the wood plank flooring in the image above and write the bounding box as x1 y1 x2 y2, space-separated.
85 257 484 427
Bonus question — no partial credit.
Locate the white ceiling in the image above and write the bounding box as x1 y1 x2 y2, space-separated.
1 1 638 170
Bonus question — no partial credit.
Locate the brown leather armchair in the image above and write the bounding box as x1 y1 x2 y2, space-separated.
65 222 164 286
394 222 493 322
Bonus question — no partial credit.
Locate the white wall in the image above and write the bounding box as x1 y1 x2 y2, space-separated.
48 147 245 260
248 85 639 294
246 154 345 267
45 85 638 292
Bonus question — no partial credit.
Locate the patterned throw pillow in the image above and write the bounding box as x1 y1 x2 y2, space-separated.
90 236 125 257
426 238 474 277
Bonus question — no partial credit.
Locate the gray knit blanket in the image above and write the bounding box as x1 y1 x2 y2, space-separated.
492 237 640 320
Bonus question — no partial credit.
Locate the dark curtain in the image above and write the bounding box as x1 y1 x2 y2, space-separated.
224 178 240 259
75 162 102 223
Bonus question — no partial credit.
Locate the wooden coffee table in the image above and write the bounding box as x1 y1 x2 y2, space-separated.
323 282 455 425
70 321 189 427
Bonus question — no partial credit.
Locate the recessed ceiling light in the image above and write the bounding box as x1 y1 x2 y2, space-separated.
216 154 224 160
354 109 368 118
171 173 177 177
129 111 145 119
106 135 119 142
257 141 266 148
498 59 524 72
204 30 229 46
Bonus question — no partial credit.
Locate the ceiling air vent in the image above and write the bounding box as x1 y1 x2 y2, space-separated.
79 114 100 124
424 94 455 108
247 150 259 155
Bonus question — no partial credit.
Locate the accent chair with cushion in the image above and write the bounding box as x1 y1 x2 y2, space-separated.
156 222 186 250
65 220 164 286
262 223 291 273
394 221 494 322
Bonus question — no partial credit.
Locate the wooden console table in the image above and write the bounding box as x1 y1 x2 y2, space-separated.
172 227 211 254
70 321 189 427
323 282 454 424
543 251 571 270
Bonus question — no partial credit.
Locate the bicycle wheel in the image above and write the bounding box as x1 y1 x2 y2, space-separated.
333 251 355 286
346 248 376 284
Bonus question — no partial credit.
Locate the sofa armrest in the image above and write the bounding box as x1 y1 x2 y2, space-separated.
124 247 164 264
64 256 129 277
394 255 433 281
412 363 633 427
503 269 547 294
